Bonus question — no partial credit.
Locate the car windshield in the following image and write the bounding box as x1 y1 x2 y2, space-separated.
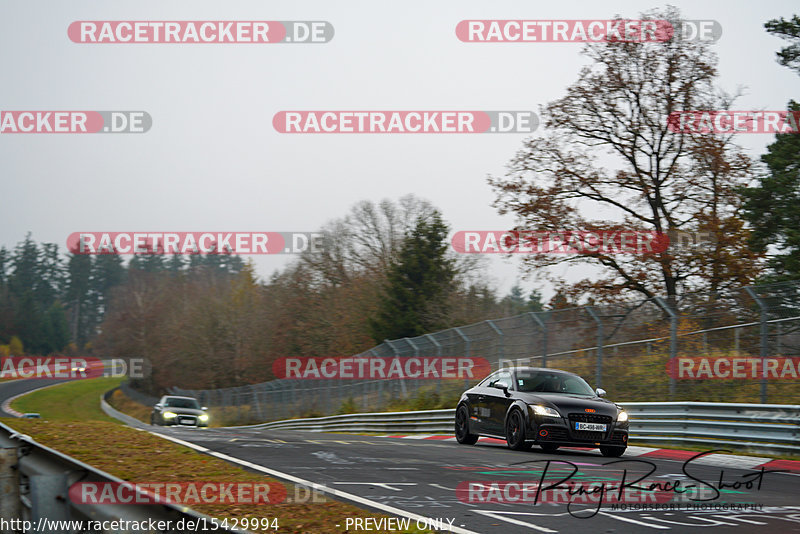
164 398 200 409
515 371 596 396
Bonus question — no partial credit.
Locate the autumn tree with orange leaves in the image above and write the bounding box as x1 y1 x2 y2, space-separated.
489 7 763 302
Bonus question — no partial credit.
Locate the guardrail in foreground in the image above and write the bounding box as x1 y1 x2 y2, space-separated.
0 420 244 534
240 402 800 456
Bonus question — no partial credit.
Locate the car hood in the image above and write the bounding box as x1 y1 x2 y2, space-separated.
163 408 205 416
516 393 619 416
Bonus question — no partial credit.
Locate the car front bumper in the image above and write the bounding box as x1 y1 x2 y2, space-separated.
162 414 208 427
525 407 628 447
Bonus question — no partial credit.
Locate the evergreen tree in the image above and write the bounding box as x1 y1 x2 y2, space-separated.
527 289 545 312
765 15 800 74
66 253 93 346
369 212 456 342
42 301 70 353
741 100 800 281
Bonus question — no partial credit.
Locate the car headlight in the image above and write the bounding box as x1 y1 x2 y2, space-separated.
532 405 561 418
163 411 177 419
617 411 628 422
198 414 209 422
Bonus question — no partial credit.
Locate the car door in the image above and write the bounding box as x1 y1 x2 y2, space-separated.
485 371 513 435
467 371 500 434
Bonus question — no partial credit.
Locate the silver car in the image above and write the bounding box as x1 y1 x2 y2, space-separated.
150 395 209 427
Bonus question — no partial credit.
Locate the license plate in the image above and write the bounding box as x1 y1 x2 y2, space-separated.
179 419 195 425
575 422 606 432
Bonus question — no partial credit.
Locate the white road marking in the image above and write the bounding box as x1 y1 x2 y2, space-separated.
332 482 417 491
597 511 671 529
147 431 481 534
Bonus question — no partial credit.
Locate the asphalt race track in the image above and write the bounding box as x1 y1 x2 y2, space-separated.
2 380 799 533
147 425 800 533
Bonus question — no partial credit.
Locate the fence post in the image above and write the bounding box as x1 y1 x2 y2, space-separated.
527 312 548 367
454 327 471 387
586 306 604 388
654 296 678 399
405 338 421 395
745 287 768 403
485 320 503 363
386 340 407 397
426 334 443 393
369 348 383 408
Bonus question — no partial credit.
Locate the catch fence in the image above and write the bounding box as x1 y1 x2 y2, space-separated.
166 281 800 424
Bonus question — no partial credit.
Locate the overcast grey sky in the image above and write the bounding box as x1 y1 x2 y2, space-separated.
1 1 798 300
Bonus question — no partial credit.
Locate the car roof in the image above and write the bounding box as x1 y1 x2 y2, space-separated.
163 395 198 400
500 367 579 376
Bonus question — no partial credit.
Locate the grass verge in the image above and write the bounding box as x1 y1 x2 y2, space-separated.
1 379 432 534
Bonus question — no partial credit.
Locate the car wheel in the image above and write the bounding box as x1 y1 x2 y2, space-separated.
505 409 531 451
150 414 155 425
455 405 479 445
540 444 559 453
600 446 626 457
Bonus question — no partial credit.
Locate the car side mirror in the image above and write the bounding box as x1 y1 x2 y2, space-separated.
154 403 162 409
493 383 510 396
202 407 208 411
595 388 606 397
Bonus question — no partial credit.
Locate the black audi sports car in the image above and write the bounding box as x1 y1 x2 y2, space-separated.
455 367 628 457
150 395 209 427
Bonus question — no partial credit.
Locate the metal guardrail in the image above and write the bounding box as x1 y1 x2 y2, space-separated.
0 420 244 534
243 402 800 456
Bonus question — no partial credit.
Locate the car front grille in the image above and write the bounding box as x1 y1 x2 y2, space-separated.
569 413 612 424
567 413 612 441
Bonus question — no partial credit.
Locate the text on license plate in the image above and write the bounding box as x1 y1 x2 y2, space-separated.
575 422 606 431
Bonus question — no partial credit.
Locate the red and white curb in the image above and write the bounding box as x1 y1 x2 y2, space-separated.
1 381 67 418
382 434 800 474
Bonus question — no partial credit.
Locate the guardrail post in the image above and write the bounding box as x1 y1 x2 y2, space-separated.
28 473 70 526
745 287 768 403
0 447 20 523
527 312 548 368
585 306 604 388
654 296 678 399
